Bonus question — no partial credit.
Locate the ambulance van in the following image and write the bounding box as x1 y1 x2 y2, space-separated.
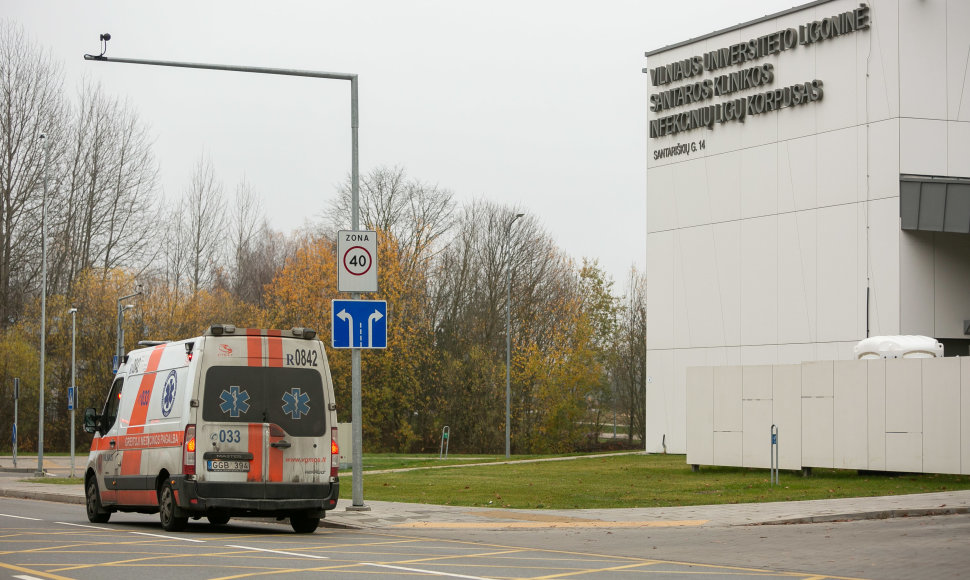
83 325 339 533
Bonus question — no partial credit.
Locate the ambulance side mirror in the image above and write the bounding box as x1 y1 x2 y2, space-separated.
83 407 100 434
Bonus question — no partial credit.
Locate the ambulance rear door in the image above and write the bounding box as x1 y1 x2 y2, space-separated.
196 332 331 485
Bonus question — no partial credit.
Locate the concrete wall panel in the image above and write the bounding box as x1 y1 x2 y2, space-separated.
713 366 742 432
645 349 673 453
686 366 714 466
886 432 923 473
802 361 834 397
817 128 859 208
743 399 773 468
834 360 868 469
922 357 961 474
740 216 778 346
899 0 947 120
963 358 970 474
743 365 773 400
886 359 922 434
773 364 802 470
802 397 834 468
714 431 743 467
867 360 887 471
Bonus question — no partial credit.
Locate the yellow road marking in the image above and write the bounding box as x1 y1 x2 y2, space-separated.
530 560 662 579
0 561 75 580
469 510 600 523
394 519 708 529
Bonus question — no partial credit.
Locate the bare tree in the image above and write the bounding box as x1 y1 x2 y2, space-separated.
182 154 224 293
329 165 455 278
613 267 646 443
53 80 159 291
0 20 65 325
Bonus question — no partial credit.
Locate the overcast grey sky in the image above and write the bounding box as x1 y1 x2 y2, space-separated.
5 0 798 285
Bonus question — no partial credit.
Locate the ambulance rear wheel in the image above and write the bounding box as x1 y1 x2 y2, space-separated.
290 513 320 533
207 513 230 526
158 481 188 532
85 478 110 523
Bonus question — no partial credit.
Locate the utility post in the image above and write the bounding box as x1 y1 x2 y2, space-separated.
69 307 78 477
115 288 141 371
36 133 50 477
505 213 524 459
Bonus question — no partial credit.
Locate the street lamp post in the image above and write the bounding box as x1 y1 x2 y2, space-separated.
36 133 50 477
68 307 77 477
115 292 140 370
505 213 524 459
85 42 367 507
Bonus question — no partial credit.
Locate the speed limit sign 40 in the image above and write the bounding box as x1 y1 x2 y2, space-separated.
338 230 378 293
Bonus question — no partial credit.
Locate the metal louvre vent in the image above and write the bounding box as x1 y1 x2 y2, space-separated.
900 176 970 233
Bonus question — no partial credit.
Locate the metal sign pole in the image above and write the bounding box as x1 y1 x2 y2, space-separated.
12 378 18 468
348 75 369 510
37 134 49 478
70 308 77 478
770 424 779 486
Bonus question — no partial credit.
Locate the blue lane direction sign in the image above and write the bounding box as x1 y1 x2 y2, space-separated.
67 386 75 411
332 300 387 349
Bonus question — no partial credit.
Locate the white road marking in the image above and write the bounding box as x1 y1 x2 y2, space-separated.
130 531 205 543
56 521 113 530
365 563 491 579
14 575 46 580
227 545 329 559
0 514 40 521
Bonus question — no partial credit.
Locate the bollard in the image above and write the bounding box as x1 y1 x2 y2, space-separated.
770 424 779 485
439 426 450 459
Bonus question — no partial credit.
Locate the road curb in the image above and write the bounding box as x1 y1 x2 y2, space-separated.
756 506 970 525
0 487 85 505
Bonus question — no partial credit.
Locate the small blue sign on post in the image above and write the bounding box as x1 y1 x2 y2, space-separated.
332 300 387 349
67 386 75 411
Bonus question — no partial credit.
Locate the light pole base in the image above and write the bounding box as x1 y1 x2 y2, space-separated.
33 471 46 478
345 504 372 512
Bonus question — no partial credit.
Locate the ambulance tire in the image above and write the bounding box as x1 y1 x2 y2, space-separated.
158 481 188 532
206 513 230 526
85 478 111 523
290 513 320 534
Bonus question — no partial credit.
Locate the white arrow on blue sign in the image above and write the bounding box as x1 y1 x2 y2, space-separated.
332 299 387 349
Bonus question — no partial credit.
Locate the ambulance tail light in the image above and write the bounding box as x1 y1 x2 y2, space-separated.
330 427 339 478
183 424 196 475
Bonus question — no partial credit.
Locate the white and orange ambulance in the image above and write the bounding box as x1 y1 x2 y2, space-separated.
83 325 339 533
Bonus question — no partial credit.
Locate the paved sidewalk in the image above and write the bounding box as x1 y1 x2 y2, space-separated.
2 455 969 530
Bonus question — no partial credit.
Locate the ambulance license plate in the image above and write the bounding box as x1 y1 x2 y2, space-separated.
207 460 249 472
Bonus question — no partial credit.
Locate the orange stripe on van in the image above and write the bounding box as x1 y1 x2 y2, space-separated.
267 329 283 368
126 345 166 435
246 328 263 367
268 425 284 482
117 490 157 506
247 423 263 482
120 449 142 475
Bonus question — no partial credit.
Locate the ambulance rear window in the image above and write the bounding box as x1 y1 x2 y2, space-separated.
202 367 326 437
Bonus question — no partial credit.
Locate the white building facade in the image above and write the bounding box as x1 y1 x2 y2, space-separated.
645 0 970 454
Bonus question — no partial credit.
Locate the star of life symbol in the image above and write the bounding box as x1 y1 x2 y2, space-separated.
219 385 251 418
281 388 311 420
161 370 177 417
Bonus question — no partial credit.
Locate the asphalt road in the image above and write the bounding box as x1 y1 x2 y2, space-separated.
3 496 969 579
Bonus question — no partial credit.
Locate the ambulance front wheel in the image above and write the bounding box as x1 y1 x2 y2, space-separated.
85 478 110 523
290 512 320 533
159 480 188 532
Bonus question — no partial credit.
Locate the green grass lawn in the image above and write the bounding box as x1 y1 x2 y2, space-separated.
343 453 970 509
24 452 970 510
